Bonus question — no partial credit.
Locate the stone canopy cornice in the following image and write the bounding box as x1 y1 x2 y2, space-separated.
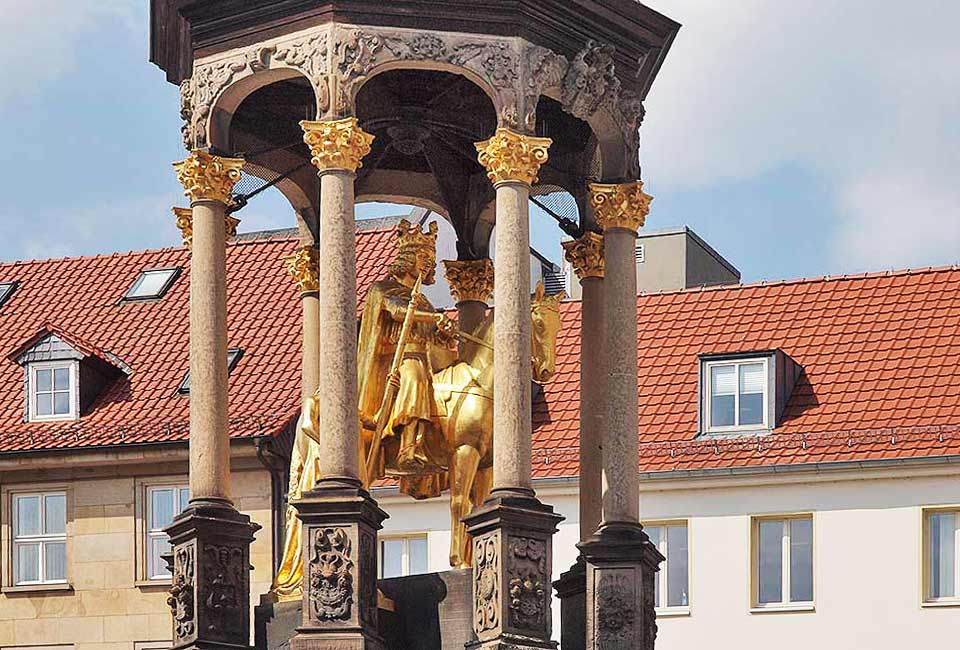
150 0 680 100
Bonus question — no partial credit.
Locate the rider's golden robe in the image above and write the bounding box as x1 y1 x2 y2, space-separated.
357 277 455 498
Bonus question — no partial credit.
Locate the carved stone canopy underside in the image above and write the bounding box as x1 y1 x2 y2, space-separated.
158 3 679 254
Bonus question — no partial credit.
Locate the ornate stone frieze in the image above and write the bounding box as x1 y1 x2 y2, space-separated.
589 181 653 234
595 572 638 649
562 40 620 121
167 543 196 642
442 258 494 304
172 207 240 251
284 245 320 293
507 537 548 632
301 117 375 173
202 544 246 639
473 532 501 634
309 527 354 622
562 231 605 280
476 128 552 186
359 530 377 627
173 150 244 204
522 45 569 133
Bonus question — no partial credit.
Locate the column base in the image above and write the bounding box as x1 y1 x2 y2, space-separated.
164 501 261 650
289 479 388 650
463 495 564 650
578 523 664 650
553 557 586 650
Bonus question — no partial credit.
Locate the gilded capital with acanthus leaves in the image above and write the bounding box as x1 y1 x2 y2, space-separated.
589 180 653 235
173 150 244 204
562 231 604 280
172 206 240 251
443 259 495 304
300 117 375 173
475 128 552 186
283 245 320 294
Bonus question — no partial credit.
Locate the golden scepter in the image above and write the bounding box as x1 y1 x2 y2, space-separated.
365 273 424 481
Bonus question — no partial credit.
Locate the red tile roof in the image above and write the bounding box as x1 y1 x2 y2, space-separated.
532 267 960 476
2 230 958 477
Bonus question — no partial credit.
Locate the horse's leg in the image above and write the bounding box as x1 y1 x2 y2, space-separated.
470 466 493 510
449 443 481 568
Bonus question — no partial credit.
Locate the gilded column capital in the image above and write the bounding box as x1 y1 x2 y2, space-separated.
443 259 495 304
589 181 653 235
172 150 244 204
475 128 552 186
283 245 320 294
300 117 375 173
562 231 605 280
172 206 240 251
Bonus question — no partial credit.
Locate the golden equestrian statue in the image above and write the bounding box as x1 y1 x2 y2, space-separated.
270 219 563 598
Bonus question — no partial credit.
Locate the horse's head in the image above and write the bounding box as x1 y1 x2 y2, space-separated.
531 281 564 383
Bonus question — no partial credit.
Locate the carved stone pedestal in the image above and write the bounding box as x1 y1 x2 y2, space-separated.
289 479 388 650
578 523 664 650
165 500 261 650
463 495 563 650
553 558 586 650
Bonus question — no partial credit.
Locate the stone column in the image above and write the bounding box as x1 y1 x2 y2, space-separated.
553 231 605 650
284 245 320 401
578 181 663 650
290 117 387 650
443 258 494 355
165 151 260 650
464 128 563 650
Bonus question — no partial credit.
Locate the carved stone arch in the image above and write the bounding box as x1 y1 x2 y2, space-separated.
587 108 633 182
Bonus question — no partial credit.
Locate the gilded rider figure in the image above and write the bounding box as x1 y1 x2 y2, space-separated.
357 219 457 497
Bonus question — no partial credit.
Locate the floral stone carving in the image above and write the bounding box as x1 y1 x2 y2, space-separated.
595 572 638 649
309 527 355 621
168 544 196 642
473 532 500 634
507 537 548 632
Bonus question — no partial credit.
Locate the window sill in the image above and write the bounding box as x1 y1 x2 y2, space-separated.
922 599 960 608
136 578 172 590
750 603 815 614
655 606 690 618
2 582 73 595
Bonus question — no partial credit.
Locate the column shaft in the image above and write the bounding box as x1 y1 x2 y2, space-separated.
579 275 605 538
317 168 359 481
492 180 533 496
188 199 231 503
601 227 640 524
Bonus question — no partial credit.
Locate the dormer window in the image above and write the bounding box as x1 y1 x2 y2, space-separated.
123 268 180 301
30 361 77 421
0 280 18 309
699 350 802 437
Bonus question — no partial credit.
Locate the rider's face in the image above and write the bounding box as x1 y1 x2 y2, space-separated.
420 255 437 285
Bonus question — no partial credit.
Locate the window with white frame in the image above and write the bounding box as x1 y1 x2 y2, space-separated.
753 516 813 608
705 358 767 432
13 492 67 585
29 362 76 422
645 522 689 610
146 485 190 579
379 535 428 579
924 509 959 602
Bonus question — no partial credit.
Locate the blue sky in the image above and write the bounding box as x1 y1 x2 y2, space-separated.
0 1 957 283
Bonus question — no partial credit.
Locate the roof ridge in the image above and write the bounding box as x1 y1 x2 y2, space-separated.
638 263 960 298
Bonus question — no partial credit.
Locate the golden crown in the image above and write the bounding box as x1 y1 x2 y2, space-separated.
395 219 438 255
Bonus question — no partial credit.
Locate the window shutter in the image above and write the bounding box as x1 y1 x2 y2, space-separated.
711 365 736 396
739 363 765 394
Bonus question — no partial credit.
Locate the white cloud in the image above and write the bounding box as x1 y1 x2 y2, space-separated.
0 0 137 107
642 0 960 271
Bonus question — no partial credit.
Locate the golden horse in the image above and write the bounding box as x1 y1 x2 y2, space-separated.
379 283 564 567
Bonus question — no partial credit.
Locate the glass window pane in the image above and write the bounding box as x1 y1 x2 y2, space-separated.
381 539 403 578
790 519 813 602
35 393 53 416
53 367 70 390
646 526 662 607
758 520 783 604
739 363 765 426
178 488 191 514
710 365 736 427
408 537 428 575
930 513 956 599
44 494 66 535
53 392 70 415
667 525 689 607
36 369 52 391
17 544 40 583
128 270 175 298
151 536 172 578
45 542 66 581
150 489 175 530
16 496 41 537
